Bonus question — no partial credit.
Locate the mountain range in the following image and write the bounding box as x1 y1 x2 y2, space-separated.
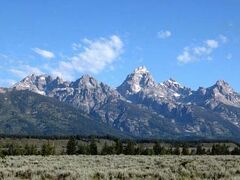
1 66 240 140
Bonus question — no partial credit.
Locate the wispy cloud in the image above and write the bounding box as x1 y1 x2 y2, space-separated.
219 35 228 43
10 65 44 78
32 48 55 59
157 30 172 39
177 35 227 63
0 79 16 87
52 35 123 80
0 53 8 59
72 43 82 51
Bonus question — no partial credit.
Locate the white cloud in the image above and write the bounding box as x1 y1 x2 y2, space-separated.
157 30 172 39
50 61 75 80
205 40 219 48
10 65 44 78
72 43 82 51
32 48 55 59
219 35 228 43
177 48 192 63
177 36 227 64
52 35 123 80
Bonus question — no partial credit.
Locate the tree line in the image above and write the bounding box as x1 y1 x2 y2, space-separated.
0 138 240 157
0 143 55 157
63 138 240 155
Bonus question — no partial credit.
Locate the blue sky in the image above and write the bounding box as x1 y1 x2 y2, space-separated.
0 0 240 91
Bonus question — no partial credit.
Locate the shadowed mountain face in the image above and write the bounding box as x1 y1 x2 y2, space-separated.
0 90 128 137
3 66 240 140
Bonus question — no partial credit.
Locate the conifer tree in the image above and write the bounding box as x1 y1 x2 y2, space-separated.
67 137 77 155
41 142 55 156
173 146 181 155
24 144 31 155
77 143 87 154
101 142 114 155
182 146 189 155
153 142 161 155
196 145 205 155
125 140 135 155
231 147 240 155
114 139 123 154
89 138 98 155
30 145 38 155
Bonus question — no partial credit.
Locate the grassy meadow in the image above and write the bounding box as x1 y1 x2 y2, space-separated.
0 137 239 179
0 155 239 179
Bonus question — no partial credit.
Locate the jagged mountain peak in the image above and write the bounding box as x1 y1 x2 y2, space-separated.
213 80 234 94
167 78 178 83
216 80 228 85
190 80 240 108
12 74 54 95
131 66 154 83
24 73 50 79
72 74 99 88
133 66 149 74
46 76 69 91
54 76 64 82
117 67 194 101
198 80 237 101
117 66 155 95
52 76 67 86
160 78 192 98
163 78 183 88
18 74 53 86
208 80 240 106
80 74 93 80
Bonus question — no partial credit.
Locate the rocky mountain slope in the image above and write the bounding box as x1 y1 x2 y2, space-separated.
4 66 240 140
0 90 127 136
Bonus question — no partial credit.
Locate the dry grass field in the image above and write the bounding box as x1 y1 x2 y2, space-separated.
0 155 239 180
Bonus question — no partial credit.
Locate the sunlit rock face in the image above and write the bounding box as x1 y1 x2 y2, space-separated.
10 67 240 139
